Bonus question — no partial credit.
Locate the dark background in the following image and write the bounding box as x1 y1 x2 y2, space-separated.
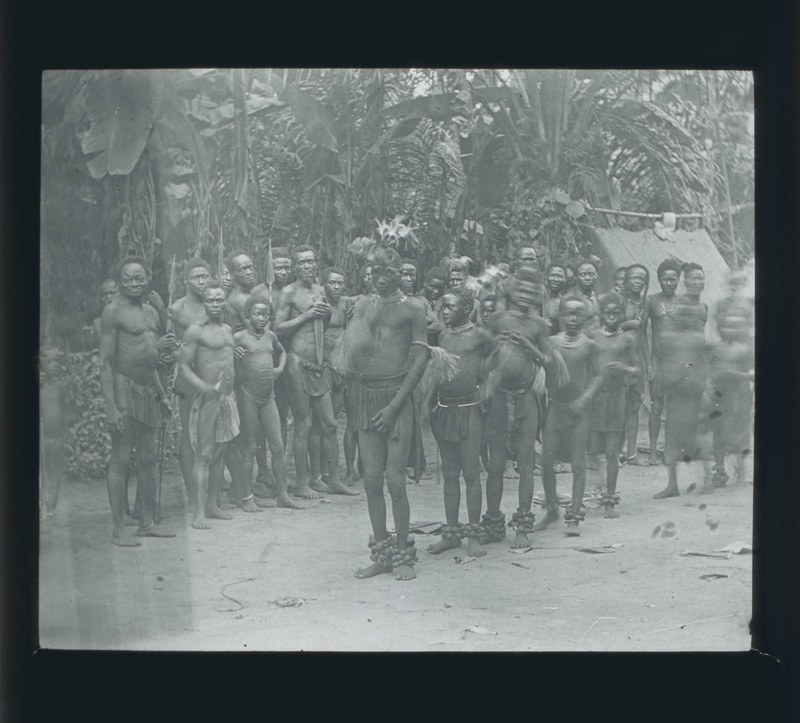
3 0 797 720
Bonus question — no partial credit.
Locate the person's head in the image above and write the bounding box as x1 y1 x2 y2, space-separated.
370 247 402 297
322 267 346 304
423 267 447 301
448 268 466 289
481 294 497 323
399 262 418 294
726 270 748 296
184 258 212 299
202 283 227 320
99 279 119 307
441 287 475 329
656 258 682 296
514 246 538 274
573 259 599 293
717 309 750 343
359 263 373 294
546 261 568 294
496 262 511 279
41 348 64 378
614 266 628 290
220 264 234 294
226 251 256 291
292 245 317 285
558 296 588 335
271 247 292 288
244 295 273 332
114 256 150 300
510 266 541 312
672 296 704 331
625 264 649 298
599 292 626 331
682 262 705 297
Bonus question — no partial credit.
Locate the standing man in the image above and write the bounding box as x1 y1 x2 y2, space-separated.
225 251 259 332
169 258 216 509
274 246 357 498
343 248 430 581
564 258 603 334
99 257 175 546
642 258 683 466
178 283 240 529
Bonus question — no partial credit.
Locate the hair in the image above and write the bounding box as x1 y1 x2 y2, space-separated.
292 244 316 262
515 245 536 259
682 262 705 277
114 256 150 281
400 260 418 270
202 282 226 298
225 250 251 273
184 257 211 278
624 263 650 297
547 260 568 276
100 278 118 289
656 258 683 280
369 246 402 270
481 294 497 304
573 258 599 275
425 266 447 283
244 294 273 318
271 247 291 261
559 295 588 315
322 266 346 282
615 266 628 277
448 285 475 311
599 291 626 311
444 256 470 274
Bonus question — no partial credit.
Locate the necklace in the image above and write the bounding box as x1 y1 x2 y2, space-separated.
450 321 474 334
376 291 406 305
246 328 265 340
559 332 587 348
602 327 623 337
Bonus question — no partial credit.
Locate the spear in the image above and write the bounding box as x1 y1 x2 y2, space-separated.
218 226 225 281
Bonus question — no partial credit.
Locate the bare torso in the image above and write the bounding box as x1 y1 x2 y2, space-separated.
487 310 549 389
588 330 636 388
549 334 598 402
438 326 494 398
226 286 251 333
170 294 209 342
234 329 280 398
347 295 427 377
647 293 681 358
190 322 236 396
323 299 347 363
276 281 328 360
102 298 161 386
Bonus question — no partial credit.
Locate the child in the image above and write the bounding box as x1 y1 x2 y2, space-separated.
653 299 711 498
708 309 754 486
234 296 303 510
426 287 495 559
588 293 640 518
535 297 602 536
40 349 75 520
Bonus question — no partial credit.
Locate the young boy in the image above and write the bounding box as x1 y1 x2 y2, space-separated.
234 296 303 510
588 293 639 518
653 299 711 498
427 287 495 559
40 349 75 520
535 297 602 536
708 309 754 487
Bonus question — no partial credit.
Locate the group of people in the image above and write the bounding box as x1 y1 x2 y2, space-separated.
40 241 754 582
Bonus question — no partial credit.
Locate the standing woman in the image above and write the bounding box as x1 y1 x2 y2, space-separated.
620 264 651 465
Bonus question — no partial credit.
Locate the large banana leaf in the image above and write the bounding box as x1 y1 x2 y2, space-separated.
81 70 163 179
280 85 338 152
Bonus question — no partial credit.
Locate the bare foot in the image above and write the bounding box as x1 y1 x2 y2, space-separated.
136 525 176 538
277 495 306 509
564 521 580 537
309 477 328 493
511 532 531 548
111 526 141 547
467 537 486 557
394 564 417 581
503 463 519 479
325 480 360 496
254 496 274 508
206 506 234 520
354 562 389 579
293 484 322 500
123 514 138 527
648 454 660 466
626 454 644 466
653 486 679 499
427 537 461 555
238 497 263 513
533 509 560 531
343 474 356 487
604 505 619 519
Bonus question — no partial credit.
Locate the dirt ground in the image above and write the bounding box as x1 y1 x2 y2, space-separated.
39 414 752 652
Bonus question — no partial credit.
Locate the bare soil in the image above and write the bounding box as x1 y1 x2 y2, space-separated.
39 417 752 652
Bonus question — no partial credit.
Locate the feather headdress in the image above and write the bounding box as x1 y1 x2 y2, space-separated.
347 216 419 261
